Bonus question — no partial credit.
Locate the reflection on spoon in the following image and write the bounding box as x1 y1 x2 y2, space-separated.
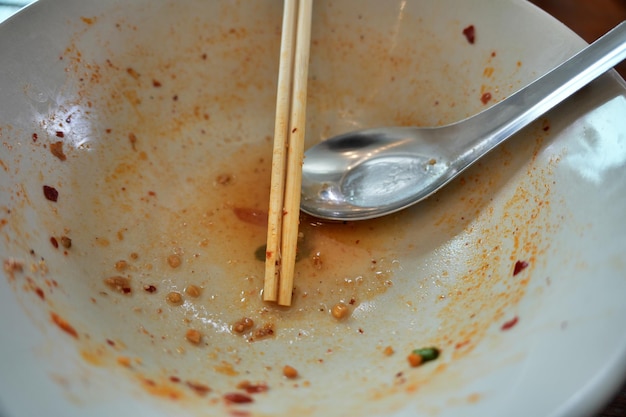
301 21 626 221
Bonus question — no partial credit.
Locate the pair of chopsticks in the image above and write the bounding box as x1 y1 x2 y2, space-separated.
263 0 313 306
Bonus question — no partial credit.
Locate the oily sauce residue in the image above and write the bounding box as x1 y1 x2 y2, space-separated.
0 3 562 416
32 4 418 405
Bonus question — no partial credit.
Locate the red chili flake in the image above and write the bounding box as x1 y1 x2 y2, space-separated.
50 237 59 248
126 67 140 79
55 131 65 138
128 132 137 151
32 133 38 142
501 316 519 331
169 376 181 383
291 127 298 133
35 287 45 300
143 284 157 293
186 381 211 396
481 92 492 105
455 339 471 349
237 381 269 394
43 185 59 202
50 312 78 338
106 339 115 346
462 25 476 44
224 393 254 404
152 79 162 87
513 260 529 276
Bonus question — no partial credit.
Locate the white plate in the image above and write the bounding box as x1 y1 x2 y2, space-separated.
1 1 626 416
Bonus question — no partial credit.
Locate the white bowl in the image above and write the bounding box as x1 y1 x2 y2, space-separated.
1 1 626 416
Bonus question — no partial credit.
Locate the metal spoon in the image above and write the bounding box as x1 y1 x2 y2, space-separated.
301 21 626 221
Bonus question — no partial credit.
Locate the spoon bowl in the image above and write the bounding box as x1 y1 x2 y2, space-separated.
301 21 626 220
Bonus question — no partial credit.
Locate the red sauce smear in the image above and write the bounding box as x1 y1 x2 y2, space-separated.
463 25 476 44
233 207 268 227
513 260 529 276
501 316 519 331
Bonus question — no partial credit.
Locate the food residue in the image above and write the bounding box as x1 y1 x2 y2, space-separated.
462 24 476 44
104 276 132 294
184 285 201 298
60 236 72 249
43 185 59 202
224 392 254 404
50 312 78 338
331 302 350 319
282 365 298 379
185 329 202 345
233 317 254 334
383 346 395 356
50 141 67 161
407 347 440 368
0 7 557 412
501 316 519 331
513 260 529 276
166 291 183 305
167 254 182 268
236 380 269 394
186 380 211 396
249 323 275 342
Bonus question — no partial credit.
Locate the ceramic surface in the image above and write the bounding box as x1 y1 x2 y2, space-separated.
1 1 625 416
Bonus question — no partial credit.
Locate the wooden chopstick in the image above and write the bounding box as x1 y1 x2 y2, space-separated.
278 0 313 306
263 0 313 306
263 0 298 302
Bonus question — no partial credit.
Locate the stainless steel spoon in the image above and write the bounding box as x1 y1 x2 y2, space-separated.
301 21 626 221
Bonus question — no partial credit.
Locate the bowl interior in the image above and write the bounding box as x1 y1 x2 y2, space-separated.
1 1 626 417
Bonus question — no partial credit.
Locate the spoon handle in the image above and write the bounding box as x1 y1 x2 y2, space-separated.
456 21 626 167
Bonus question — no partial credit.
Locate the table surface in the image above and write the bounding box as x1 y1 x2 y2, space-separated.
0 0 625 416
